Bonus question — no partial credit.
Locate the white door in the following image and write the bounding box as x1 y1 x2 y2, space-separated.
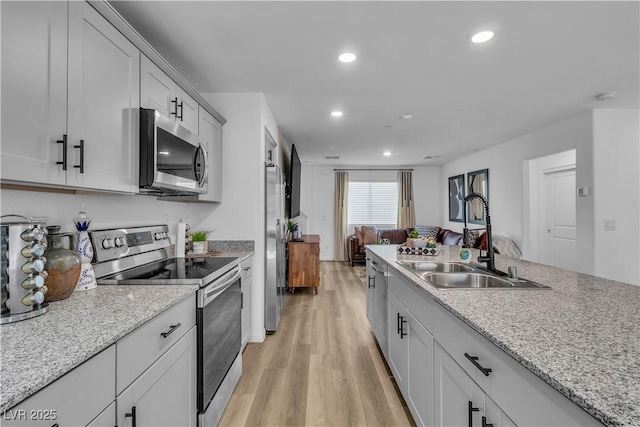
407 311 435 427
543 168 576 270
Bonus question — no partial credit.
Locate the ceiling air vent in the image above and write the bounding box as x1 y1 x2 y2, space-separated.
324 156 340 160
423 155 442 160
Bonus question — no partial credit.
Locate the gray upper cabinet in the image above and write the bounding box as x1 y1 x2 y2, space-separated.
198 108 223 202
1 1 140 193
140 55 198 135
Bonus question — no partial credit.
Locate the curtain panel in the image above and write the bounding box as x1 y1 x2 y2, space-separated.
334 171 349 261
397 170 415 229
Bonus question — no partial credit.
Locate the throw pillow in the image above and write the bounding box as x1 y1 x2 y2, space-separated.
415 225 441 240
468 230 479 247
474 232 487 251
354 226 364 246
361 225 378 245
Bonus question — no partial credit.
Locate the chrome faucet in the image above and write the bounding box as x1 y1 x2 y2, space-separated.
463 192 496 272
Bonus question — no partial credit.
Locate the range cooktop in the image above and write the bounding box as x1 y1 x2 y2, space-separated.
98 256 239 287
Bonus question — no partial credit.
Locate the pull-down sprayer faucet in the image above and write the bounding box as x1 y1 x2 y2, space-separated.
463 193 495 272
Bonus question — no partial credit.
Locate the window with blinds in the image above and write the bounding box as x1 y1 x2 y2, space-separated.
348 181 398 227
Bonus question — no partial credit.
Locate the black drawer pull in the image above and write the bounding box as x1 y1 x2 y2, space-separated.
160 323 181 338
170 97 178 117
464 352 492 376
125 406 136 427
73 139 84 173
399 316 407 339
178 101 184 120
482 416 494 427
468 401 479 427
56 134 67 170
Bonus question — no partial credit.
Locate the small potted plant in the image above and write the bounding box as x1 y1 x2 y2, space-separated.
286 220 298 241
190 229 212 254
407 229 420 248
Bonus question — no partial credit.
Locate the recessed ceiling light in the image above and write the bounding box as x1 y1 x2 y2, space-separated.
402 114 413 120
158 151 170 155
595 92 617 101
338 52 357 63
383 151 392 157
470 31 494 44
331 111 343 117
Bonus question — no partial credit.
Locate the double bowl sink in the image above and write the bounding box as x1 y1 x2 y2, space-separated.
396 261 549 290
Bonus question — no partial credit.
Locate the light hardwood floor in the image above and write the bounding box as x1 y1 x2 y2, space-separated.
218 261 416 427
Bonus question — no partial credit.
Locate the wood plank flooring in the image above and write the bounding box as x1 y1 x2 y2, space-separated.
218 261 415 427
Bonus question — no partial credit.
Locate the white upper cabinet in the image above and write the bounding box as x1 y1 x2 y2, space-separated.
141 55 198 134
1 1 140 193
1 1 68 186
198 108 223 202
66 1 139 192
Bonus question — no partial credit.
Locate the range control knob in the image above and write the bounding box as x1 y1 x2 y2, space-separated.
114 237 126 248
101 238 113 250
154 232 163 241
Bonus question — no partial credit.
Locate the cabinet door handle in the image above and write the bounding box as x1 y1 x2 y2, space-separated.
178 101 184 120
56 134 67 170
397 312 401 334
464 353 492 376
241 292 244 309
367 276 375 289
482 416 494 427
160 323 181 338
170 97 178 117
73 139 84 173
399 315 407 339
468 401 479 427
125 406 136 427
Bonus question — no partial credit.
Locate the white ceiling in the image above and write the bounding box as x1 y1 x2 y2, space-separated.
109 1 640 166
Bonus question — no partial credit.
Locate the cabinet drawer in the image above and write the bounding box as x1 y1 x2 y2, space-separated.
431 303 602 426
116 295 195 394
387 268 435 332
2 346 115 427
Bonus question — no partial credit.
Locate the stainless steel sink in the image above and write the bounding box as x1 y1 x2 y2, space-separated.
423 272 550 289
396 261 476 273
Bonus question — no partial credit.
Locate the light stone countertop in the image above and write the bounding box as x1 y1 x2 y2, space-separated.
366 244 640 427
0 285 198 413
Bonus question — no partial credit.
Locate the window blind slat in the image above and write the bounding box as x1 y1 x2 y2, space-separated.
347 181 398 225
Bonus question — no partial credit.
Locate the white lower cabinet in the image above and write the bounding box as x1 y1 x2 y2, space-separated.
87 401 116 427
366 251 388 360
1 346 115 427
117 326 197 427
434 342 514 427
388 287 435 427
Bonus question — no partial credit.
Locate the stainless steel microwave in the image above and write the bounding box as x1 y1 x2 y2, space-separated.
139 108 208 195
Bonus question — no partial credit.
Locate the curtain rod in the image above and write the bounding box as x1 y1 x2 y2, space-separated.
333 168 413 172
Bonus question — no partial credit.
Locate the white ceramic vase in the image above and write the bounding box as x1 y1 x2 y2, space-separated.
192 241 207 254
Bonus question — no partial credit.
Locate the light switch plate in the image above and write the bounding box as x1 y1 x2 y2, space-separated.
604 219 616 230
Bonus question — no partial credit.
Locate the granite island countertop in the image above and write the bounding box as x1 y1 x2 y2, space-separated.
367 244 640 427
0 285 198 413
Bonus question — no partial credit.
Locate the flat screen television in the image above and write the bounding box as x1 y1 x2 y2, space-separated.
289 144 302 218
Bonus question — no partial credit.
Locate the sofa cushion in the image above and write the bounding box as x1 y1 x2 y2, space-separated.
439 229 464 245
354 226 364 246
361 225 378 244
380 228 409 244
415 225 440 240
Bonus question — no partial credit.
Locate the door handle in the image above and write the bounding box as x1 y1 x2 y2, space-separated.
56 134 67 170
464 353 492 376
468 401 479 427
73 139 84 173
125 406 137 427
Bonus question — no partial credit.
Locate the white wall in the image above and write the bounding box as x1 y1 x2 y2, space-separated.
440 109 640 285
299 165 441 260
0 189 211 241
592 109 640 284
198 92 282 342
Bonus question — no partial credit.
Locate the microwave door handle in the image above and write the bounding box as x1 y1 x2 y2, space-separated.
198 143 209 188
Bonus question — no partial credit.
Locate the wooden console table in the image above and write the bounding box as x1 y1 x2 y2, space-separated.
288 234 320 294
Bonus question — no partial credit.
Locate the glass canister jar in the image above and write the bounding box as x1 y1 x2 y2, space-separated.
43 226 81 301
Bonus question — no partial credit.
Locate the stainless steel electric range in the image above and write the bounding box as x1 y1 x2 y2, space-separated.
91 225 242 427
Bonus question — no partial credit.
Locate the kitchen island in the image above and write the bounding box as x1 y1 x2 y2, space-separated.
367 244 640 427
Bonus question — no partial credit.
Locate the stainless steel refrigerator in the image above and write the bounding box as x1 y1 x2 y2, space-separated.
265 164 286 333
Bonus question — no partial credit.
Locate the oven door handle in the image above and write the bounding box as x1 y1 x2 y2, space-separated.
201 267 241 307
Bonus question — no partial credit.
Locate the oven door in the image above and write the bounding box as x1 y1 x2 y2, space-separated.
197 266 242 414
140 108 208 195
